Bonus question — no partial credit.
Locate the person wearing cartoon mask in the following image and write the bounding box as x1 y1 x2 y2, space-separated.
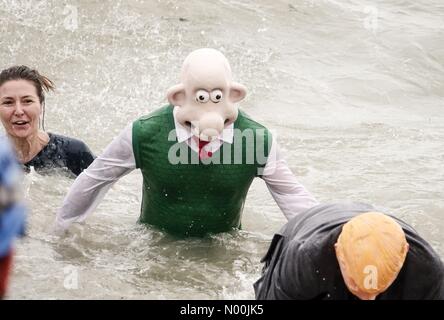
56 48 318 237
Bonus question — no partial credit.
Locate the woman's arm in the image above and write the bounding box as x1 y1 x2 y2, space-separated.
65 138 96 176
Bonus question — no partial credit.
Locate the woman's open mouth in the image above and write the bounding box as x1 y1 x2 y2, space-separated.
12 120 30 128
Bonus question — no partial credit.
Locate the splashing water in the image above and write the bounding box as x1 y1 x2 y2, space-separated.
1 0 443 299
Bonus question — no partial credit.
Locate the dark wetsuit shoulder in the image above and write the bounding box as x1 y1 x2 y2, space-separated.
23 133 95 176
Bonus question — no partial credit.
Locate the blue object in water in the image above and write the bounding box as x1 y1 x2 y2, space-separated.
0 136 26 258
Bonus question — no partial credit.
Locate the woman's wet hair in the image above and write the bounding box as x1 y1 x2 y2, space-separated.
0 65 55 129
0 65 55 104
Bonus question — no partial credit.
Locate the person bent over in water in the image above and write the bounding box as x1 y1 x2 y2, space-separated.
254 203 444 300
0 136 26 299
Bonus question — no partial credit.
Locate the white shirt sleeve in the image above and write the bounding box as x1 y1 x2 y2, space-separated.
261 137 319 221
55 123 136 230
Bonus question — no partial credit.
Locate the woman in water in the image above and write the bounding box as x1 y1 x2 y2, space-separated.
0 65 94 176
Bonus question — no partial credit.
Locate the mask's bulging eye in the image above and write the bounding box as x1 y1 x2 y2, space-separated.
210 89 223 103
195 90 209 103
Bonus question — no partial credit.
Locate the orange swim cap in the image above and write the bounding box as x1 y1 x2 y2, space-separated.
336 212 408 295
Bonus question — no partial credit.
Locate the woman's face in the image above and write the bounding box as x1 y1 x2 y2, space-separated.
0 80 41 139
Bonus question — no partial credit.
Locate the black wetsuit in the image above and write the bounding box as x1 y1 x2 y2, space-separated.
23 133 95 177
254 203 444 300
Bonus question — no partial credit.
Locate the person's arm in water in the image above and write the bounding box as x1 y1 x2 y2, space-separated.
261 138 319 221
428 271 444 299
255 237 320 299
55 124 135 230
410 242 444 300
65 138 96 176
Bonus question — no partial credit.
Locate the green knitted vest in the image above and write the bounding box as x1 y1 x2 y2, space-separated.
132 104 272 237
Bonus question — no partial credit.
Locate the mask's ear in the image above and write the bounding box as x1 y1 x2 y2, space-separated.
167 84 186 106
229 82 247 103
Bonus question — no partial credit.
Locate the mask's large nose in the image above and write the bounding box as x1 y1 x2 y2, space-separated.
194 113 225 142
